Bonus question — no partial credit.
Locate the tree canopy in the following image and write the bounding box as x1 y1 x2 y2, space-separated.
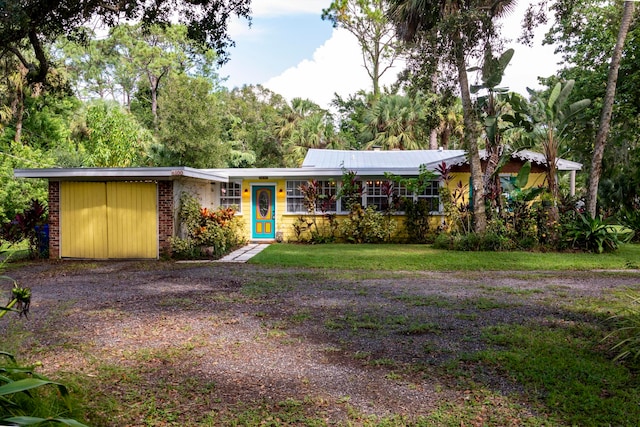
0 0 252 85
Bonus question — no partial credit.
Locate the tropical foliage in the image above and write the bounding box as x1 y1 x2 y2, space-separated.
170 193 246 259
1 0 639 256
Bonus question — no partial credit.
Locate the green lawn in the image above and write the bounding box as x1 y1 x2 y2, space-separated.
250 243 640 271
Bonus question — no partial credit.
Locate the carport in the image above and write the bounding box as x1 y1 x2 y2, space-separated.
13 167 228 259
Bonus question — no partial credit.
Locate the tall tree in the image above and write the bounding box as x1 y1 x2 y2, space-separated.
0 0 251 85
332 90 375 150
364 93 432 150
277 98 340 167
387 0 517 234
76 100 153 167
526 0 640 213
586 1 635 217
220 85 288 168
107 24 217 127
322 0 404 96
526 81 590 223
153 74 228 168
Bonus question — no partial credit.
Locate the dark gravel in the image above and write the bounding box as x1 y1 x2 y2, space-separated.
2 260 639 425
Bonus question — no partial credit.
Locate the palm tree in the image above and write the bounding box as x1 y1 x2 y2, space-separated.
278 98 341 166
364 93 427 150
437 99 464 149
386 0 517 234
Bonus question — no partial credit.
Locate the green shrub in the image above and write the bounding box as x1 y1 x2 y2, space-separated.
618 207 640 242
563 214 621 253
339 204 391 243
171 193 246 259
452 233 481 251
401 198 436 243
606 292 640 363
480 232 513 251
516 235 538 250
432 233 453 250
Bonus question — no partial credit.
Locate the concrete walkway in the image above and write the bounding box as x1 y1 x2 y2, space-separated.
215 243 270 263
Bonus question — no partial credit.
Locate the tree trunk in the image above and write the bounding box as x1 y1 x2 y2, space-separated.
586 1 635 218
455 37 486 234
12 63 28 144
429 128 438 149
150 74 159 129
545 131 560 226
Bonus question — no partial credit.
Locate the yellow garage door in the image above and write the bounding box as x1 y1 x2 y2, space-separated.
60 182 158 259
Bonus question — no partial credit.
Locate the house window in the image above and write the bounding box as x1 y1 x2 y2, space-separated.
220 181 242 212
286 180 306 213
415 180 441 212
365 180 396 211
316 180 337 212
286 180 337 213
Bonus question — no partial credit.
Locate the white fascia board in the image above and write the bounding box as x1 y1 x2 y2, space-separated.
216 167 438 179
556 159 582 171
13 167 229 182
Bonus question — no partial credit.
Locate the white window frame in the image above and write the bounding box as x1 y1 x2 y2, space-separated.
286 180 338 214
414 180 442 214
220 181 242 212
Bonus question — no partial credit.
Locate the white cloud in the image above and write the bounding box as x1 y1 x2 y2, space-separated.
262 1 561 108
264 29 404 109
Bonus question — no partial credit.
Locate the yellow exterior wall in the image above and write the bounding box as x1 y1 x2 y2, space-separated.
230 172 548 242
60 182 157 259
106 182 158 258
61 182 109 258
527 172 546 188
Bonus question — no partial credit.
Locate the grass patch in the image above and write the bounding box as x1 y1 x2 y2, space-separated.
424 388 550 426
251 243 640 271
479 324 640 426
465 297 514 310
241 279 292 297
401 322 440 335
479 285 544 296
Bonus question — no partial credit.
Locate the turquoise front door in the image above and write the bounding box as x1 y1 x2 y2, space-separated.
252 185 276 239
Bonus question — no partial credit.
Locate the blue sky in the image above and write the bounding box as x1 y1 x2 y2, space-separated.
220 1 562 109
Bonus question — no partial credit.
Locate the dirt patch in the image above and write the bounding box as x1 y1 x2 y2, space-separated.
2 261 639 425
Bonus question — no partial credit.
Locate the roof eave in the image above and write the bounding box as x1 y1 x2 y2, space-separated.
13 167 229 182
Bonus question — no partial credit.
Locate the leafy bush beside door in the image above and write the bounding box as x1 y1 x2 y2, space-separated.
170 192 246 259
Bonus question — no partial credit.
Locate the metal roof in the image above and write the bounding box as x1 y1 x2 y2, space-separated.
302 148 467 169
13 149 582 182
509 150 582 171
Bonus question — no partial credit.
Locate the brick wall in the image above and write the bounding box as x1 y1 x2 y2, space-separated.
158 181 174 256
48 181 60 259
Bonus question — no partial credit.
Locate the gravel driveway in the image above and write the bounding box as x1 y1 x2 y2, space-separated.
2 260 639 425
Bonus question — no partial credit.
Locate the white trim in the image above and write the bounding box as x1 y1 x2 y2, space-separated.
250 182 278 240
14 166 229 182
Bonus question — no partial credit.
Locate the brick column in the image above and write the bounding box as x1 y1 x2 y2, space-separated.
48 181 60 259
158 181 174 257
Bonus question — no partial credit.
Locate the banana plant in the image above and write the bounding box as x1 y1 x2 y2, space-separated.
471 48 533 211
525 80 591 223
